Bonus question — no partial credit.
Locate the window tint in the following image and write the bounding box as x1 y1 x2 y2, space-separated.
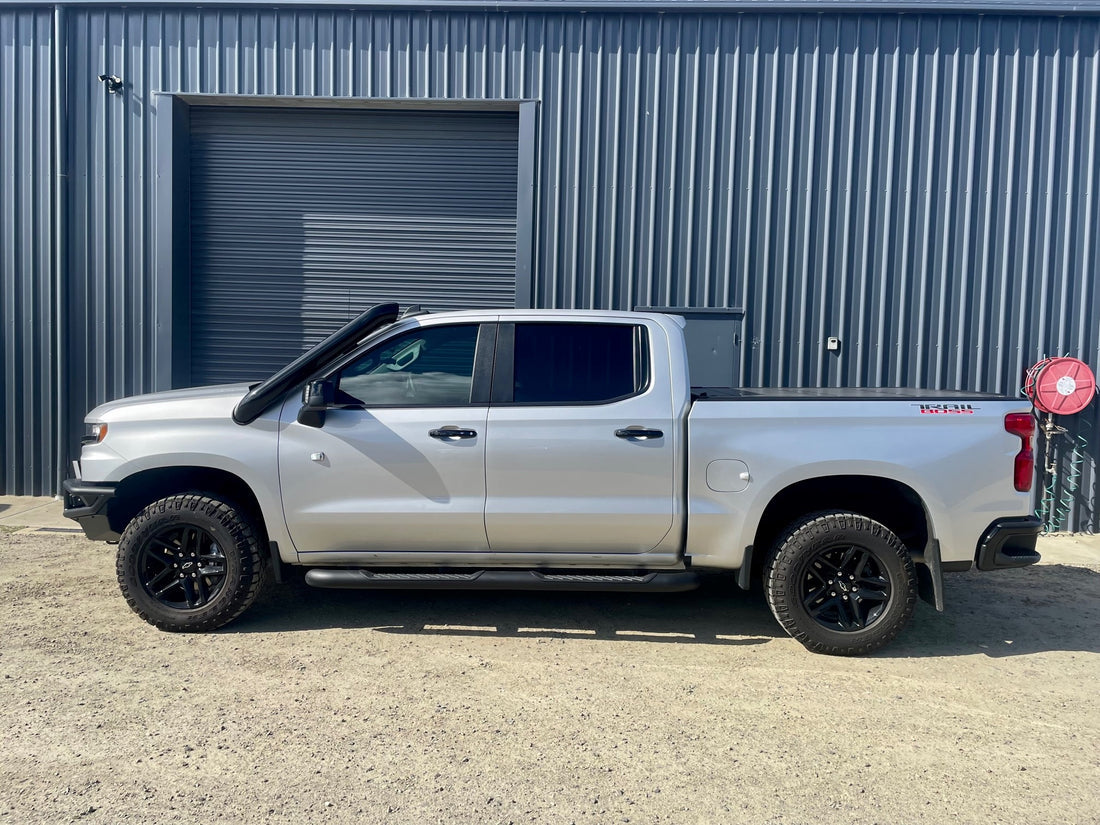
338 324 478 406
512 323 647 404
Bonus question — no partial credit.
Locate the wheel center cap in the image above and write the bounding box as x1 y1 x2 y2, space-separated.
181 561 195 572
837 580 850 593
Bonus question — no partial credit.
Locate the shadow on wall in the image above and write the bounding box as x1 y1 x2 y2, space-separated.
225 564 1100 659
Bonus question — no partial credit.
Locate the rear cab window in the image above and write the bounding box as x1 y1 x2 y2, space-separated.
505 322 649 405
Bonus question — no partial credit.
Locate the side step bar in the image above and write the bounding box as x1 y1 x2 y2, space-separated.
304 569 701 593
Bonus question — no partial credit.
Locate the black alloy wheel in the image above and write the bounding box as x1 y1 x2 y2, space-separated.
799 544 892 632
137 523 228 610
117 493 267 632
764 511 917 655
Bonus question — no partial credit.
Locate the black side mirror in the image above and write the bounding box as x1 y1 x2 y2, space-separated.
297 380 334 428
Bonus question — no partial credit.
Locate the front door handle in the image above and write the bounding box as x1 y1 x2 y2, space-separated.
615 426 664 440
429 427 478 440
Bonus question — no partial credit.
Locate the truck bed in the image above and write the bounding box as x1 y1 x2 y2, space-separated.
684 391 1031 571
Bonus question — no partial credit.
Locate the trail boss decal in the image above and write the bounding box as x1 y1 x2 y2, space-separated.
915 403 978 415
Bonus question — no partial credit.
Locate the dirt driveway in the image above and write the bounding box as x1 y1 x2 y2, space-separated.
1 527 1098 825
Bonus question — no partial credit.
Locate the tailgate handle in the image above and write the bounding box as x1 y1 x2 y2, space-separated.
429 427 478 440
615 427 664 440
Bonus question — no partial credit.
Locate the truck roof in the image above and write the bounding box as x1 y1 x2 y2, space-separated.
412 308 687 326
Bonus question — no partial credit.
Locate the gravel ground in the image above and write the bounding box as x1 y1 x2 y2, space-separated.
1 527 1098 825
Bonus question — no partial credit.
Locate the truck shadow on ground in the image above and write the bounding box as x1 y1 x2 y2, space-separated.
237 575 777 647
882 564 1100 659
229 564 1100 658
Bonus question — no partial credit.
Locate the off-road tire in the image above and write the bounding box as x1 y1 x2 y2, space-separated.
764 511 917 656
116 494 267 632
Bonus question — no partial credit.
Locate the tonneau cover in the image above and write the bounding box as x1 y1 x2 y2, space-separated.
693 386 1015 401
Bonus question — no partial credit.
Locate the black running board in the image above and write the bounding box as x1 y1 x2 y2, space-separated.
304 569 700 593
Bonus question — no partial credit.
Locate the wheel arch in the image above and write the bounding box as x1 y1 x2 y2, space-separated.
750 475 934 582
108 466 268 542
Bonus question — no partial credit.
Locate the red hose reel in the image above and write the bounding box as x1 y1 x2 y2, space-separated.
1024 357 1097 415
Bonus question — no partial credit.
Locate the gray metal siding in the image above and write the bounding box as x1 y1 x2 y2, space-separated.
9 1 1100 12
187 106 518 385
3 5 1097 528
1 9 57 496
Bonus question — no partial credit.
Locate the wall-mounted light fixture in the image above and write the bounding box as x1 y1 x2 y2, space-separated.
97 74 123 94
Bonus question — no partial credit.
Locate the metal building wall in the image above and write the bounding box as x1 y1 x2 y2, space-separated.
0 8 57 496
4 4 1099 528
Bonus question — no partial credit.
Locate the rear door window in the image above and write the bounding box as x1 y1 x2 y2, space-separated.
509 323 648 404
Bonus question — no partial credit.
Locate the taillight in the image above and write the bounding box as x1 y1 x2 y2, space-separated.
1004 412 1035 493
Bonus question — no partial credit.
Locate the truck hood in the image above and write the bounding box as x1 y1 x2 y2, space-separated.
87 383 254 422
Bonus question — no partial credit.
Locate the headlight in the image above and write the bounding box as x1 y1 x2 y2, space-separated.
81 422 108 445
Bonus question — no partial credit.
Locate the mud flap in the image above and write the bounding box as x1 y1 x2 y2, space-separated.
268 540 285 585
736 545 754 591
915 539 944 612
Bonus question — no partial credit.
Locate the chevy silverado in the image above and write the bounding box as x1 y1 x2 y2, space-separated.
64 304 1042 655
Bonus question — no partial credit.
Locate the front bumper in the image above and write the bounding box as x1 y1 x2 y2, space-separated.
62 478 120 541
975 515 1042 571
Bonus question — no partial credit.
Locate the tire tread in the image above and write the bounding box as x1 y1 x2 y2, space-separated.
764 510 917 656
116 493 267 632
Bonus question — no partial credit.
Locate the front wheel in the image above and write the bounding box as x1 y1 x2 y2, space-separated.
764 511 917 655
116 494 267 632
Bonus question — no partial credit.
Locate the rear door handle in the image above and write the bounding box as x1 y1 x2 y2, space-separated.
615 427 664 440
429 427 478 440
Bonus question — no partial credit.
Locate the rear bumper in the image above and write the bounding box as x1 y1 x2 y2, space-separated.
975 515 1042 571
62 478 120 541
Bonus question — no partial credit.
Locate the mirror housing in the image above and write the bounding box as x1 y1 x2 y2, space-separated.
297 380 335 428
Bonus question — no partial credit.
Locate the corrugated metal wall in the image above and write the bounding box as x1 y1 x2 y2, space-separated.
3 4 1098 528
1 9 57 496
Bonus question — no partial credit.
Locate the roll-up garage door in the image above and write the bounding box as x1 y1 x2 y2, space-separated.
188 106 519 385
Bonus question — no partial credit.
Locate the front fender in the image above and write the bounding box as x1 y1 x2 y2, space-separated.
76 412 294 561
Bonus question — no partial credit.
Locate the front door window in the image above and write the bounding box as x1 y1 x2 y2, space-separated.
338 324 479 407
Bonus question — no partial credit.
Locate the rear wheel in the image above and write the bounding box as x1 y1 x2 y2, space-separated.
116 494 266 632
764 511 917 655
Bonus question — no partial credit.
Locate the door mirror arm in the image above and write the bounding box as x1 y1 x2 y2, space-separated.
297 380 335 428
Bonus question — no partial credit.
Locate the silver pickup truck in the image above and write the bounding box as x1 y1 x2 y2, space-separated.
64 304 1041 655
